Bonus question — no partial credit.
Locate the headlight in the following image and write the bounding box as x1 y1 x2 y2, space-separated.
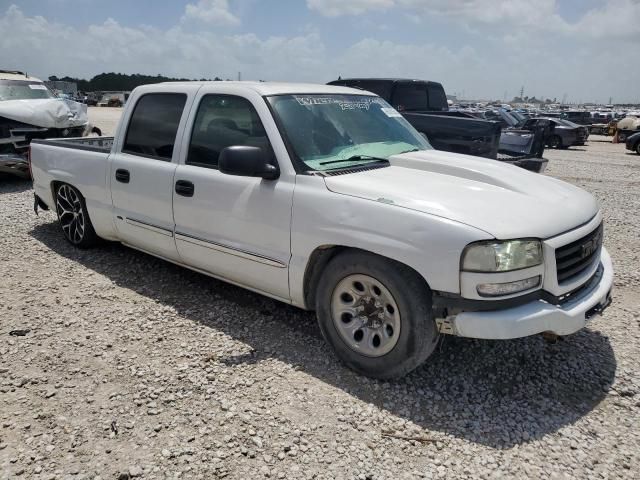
462 239 542 272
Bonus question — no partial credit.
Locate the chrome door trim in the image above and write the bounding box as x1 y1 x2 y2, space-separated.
175 231 287 268
124 217 174 237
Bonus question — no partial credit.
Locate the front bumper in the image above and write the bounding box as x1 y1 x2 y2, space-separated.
445 247 613 340
0 153 30 177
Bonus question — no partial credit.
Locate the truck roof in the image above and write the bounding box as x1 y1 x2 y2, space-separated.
154 81 370 96
0 70 44 82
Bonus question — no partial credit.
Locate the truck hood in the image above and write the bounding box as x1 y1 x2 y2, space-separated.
0 98 88 129
323 149 599 239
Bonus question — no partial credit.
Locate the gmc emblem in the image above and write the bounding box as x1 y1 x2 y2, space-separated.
581 230 602 259
581 241 596 258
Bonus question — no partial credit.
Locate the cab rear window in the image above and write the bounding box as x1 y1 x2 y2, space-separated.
123 93 187 161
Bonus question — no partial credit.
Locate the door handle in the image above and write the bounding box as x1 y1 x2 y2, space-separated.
115 169 130 183
175 180 194 197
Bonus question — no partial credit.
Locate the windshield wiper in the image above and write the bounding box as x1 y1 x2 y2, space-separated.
319 155 389 166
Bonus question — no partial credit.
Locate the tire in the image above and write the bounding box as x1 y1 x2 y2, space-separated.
54 183 100 248
315 251 438 379
548 135 562 149
618 132 627 142
636 143 640 155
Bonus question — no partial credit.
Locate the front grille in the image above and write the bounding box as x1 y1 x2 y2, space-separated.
555 223 603 284
1 125 86 154
556 265 603 305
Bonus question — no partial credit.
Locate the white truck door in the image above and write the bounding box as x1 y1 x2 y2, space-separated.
110 92 189 261
172 93 293 301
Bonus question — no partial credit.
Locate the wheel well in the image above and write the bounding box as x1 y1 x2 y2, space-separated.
51 180 82 200
302 246 431 310
303 246 346 310
51 180 62 201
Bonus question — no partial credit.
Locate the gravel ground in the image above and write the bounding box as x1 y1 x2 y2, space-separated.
1 110 639 479
88 108 122 137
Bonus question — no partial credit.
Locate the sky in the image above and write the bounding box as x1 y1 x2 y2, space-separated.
1 0 639 103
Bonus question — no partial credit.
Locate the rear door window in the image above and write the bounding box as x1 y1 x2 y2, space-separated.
123 93 187 160
426 83 448 111
392 83 429 111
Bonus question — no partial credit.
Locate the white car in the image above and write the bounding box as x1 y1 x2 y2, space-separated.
30 82 613 378
0 69 94 177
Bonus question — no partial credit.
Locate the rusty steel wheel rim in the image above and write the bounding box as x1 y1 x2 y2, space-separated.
330 274 401 357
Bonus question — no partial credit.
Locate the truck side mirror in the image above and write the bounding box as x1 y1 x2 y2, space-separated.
218 146 279 180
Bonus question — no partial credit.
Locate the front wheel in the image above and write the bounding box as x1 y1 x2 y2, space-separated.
618 132 627 142
636 143 640 155
55 183 99 248
315 251 438 379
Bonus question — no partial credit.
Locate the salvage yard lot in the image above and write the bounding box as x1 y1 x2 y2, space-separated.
1 108 639 479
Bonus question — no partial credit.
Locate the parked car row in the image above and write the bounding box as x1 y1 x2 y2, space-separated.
329 78 547 172
467 108 588 150
4 68 636 183
29 81 614 378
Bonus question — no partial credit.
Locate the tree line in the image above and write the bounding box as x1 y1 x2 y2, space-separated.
47 72 224 92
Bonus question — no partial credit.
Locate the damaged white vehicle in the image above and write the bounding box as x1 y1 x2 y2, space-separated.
0 70 98 178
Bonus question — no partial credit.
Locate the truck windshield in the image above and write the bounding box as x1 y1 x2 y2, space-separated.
0 80 56 101
267 94 431 172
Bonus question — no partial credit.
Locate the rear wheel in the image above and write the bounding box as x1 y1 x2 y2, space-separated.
636 143 640 155
55 184 99 248
315 251 438 379
618 132 627 142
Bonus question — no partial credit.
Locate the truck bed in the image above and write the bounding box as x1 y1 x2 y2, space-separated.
30 136 114 153
402 112 501 159
30 137 114 237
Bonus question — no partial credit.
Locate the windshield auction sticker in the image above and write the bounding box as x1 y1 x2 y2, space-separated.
28 84 48 90
294 96 383 111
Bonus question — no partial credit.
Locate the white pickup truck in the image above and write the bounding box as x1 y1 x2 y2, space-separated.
30 82 613 378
